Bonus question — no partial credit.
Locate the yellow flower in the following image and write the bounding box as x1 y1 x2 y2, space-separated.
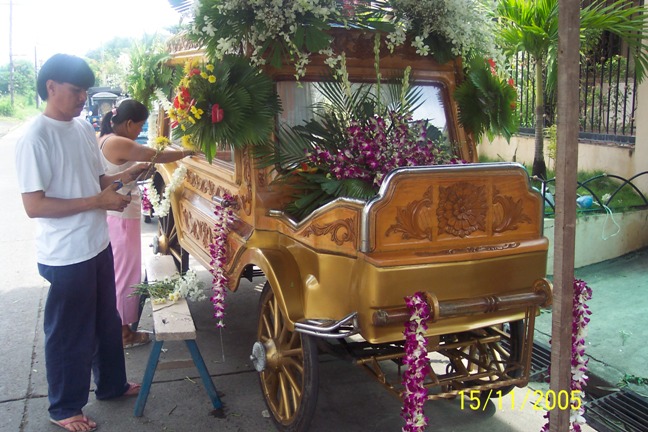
181 135 195 148
188 117 196 124
206 64 214 72
208 75 216 83
190 106 204 120
200 72 208 79
154 136 171 151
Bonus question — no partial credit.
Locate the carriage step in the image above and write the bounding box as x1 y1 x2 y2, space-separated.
584 389 648 432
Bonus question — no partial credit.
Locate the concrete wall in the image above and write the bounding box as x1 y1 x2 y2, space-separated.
543 208 648 274
479 135 637 180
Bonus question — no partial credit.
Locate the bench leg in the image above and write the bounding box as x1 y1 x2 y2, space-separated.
134 340 164 417
185 340 223 409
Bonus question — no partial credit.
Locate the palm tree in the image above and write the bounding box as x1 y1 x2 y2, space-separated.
495 0 648 179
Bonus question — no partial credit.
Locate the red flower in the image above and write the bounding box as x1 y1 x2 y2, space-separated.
190 68 201 77
508 78 515 87
487 58 496 75
211 104 224 123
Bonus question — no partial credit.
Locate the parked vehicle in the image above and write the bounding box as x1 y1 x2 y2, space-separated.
150 28 551 432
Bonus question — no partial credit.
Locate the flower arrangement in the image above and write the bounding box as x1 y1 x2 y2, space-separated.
209 193 236 328
257 63 460 219
131 269 206 303
401 292 431 432
168 56 281 162
541 278 592 432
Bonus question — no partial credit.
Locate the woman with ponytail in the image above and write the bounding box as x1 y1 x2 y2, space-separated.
99 99 194 348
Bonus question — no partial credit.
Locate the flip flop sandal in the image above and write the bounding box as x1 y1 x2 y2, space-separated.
123 331 151 349
49 415 97 432
123 382 141 398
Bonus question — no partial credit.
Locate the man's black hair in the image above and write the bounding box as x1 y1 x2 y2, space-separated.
37 54 95 101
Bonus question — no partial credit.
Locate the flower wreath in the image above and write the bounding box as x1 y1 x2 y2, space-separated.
168 56 281 163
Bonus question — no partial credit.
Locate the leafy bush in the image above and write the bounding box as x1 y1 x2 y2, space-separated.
0 97 15 117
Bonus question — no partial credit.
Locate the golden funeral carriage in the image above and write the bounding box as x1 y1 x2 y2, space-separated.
148 7 552 430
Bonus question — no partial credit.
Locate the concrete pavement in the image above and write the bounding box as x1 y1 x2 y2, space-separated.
0 120 623 431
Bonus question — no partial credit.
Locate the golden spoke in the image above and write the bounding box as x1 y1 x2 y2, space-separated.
279 370 292 419
284 357 305 375
281 364 303 398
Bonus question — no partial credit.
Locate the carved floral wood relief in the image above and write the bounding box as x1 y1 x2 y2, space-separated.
386 187 434 240
437 182 487 238
302 218 357 246
492 187 531 233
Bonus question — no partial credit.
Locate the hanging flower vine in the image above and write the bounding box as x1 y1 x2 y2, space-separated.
401 292 431 432
209 193 236 328
541 278 592 432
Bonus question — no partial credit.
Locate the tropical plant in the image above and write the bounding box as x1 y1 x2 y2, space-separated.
454 57 519 142
126 35 181 110
495 0 648 179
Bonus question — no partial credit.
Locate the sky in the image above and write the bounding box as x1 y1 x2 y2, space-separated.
1 0 183 66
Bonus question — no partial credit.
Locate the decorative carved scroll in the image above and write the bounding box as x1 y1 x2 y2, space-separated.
437 182 486 238
415 242 520 257
386 187 434 240
240 148 253 216
302 218 356 246
182 208 214 248
186 170 219 197
492 187 532 233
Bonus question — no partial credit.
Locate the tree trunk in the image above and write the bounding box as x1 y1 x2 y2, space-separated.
533 57 548 180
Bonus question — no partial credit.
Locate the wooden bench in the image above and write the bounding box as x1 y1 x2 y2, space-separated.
134 254 223 417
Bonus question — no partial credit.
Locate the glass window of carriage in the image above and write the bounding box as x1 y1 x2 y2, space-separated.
275 81 453 170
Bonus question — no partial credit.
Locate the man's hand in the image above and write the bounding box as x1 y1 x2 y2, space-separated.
98 182 132 212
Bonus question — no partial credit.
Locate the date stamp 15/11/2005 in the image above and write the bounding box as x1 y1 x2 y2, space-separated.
458 389 583 412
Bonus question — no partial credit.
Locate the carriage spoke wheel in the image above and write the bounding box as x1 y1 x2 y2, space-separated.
152 175 189 272
453 320 524 401
256 282 318 432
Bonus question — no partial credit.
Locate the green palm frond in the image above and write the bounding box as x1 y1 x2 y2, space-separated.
455 58 518 142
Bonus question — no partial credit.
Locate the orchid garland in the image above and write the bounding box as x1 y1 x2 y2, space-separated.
541 278 592 432
209 193 235 328
146 165 188 218
401 292 431 432
141 187 152 213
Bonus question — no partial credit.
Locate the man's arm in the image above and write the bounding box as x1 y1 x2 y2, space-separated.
21 183 130 219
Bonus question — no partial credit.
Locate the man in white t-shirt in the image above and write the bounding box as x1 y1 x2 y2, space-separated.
15 53 148 432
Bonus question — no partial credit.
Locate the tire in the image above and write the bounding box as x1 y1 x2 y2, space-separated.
256 282 319 432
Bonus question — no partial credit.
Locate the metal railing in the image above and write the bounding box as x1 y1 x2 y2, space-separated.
532 171 648 217
511 0 642 146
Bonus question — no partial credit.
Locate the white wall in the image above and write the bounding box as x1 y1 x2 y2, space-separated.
543 209 648 274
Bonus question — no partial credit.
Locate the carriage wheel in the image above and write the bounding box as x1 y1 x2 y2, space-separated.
253 282 319 432
454 320 524 401
151 175 189 272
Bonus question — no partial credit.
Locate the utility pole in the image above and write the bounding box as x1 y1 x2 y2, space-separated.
9 0 15 106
